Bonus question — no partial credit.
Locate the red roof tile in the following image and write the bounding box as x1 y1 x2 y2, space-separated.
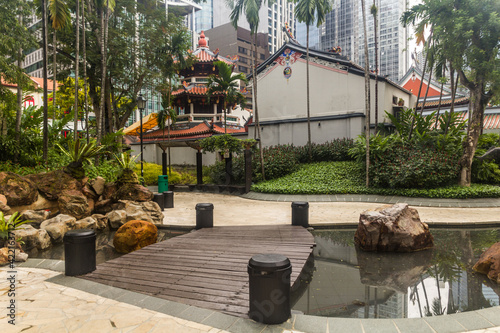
143 121 246 141
418 96 469 108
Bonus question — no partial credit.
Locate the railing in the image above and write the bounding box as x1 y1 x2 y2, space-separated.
176 113 240 126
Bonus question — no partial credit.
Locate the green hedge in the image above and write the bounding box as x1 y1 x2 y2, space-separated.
252 161 500 198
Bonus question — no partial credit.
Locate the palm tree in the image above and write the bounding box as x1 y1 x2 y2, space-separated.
82 0 89 142
294 0 332 161
207 61 248 133
361 0 370 187
371 1 379 134
42 0 49 161
73 0 80 140
227 0 271 180
48 0 70 120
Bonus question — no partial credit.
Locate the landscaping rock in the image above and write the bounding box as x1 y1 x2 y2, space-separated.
90 176 106 196
94 198 113 215
58 190 90 220
75 216 97 230
473 242 500 283
21 210 50 225
0 201 9 213
138 201 164 224
0 194 7 205
91 214 109 230
26 170 82 201
354 203 434 252
0 171 38 206
82 183 98 200
40 214 76 243
123 202 153 223
101 183 118 200
13 225 51 250
113 220 158 253
111 183 153 202
0 247 8 266
356 247 432 293
7 195 59 217
105 200 163 224
106 210 127 229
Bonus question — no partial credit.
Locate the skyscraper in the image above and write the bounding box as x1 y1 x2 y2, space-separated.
195 0 295 54
296 0 409 81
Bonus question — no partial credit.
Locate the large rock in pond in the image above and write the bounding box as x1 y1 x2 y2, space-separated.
20 210 50 226
13 225 51 251
473 242 500 283
0 172 38 206
40 214 76 243
113 220 158 253
75 216 97 230
354 203 434 252
91 214 109 230
25 170 82 201
7 194 59 217
106 210 128 229
58 189 90 220
0 194 10 212
356 247 433 293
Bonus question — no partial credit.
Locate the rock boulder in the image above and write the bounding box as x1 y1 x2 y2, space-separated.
113 220 158 253
473 242 500 283
75 216 97 230
25 170 82 201
354 203 434 252
0 171 38 206
90 176 106 196
13 225 51 251
91 214 109 230
106 210 128 229
111 183 153 202
21 210 50 225
40 214 76 243
58 190 89 220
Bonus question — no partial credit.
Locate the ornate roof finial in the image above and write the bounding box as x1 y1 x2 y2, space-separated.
198 31 207 48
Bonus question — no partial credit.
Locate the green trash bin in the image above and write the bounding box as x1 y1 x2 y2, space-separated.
158 175 169 193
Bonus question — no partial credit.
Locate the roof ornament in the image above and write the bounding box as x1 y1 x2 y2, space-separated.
282 22 299 44
327 46 342 55
198 31 207 48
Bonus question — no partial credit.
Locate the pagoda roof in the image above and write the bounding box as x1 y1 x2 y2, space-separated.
172 83 226 97
142 121 246 141
190 31 235 66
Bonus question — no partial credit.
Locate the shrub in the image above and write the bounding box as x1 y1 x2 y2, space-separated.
370 143 460 189
85 159 121 182
296 139 355 163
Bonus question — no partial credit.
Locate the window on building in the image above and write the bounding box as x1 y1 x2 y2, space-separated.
238 66 248 73
240 56 247 64
238 46 247 54
260 54 265 60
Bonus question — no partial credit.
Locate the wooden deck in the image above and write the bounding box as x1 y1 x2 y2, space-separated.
82 225 315 317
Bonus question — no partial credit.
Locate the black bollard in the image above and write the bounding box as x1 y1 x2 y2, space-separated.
163 191 174 209
195 203 214 229
63 229 96 276
248 253 292 324
153 193 165 210
291 201 309 227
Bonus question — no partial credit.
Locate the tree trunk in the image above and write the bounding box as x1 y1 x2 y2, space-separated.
459 85 487 187
42 0 49 162
306 25 312 162
82 0 89 143
74 0 80 141
373 0 379 134
434 78 445 130
409 31 432 140
361 0 370 187
252 33 265 181
98 3 107 143
15 43 22 163
53 30 57 120
419 61 433 115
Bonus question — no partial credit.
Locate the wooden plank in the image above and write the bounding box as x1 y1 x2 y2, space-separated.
83 225 314 318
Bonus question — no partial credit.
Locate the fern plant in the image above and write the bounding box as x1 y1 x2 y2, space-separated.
0 212 30 246
114 152 140 184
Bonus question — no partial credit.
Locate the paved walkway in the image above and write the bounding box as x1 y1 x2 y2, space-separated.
3 191 500 333
160 191 500 228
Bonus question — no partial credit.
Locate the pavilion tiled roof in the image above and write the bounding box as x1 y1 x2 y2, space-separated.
143 121 246 141
172 84 214 96
418 96 469 109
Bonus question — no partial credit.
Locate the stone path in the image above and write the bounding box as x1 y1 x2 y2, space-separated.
160 192 500 228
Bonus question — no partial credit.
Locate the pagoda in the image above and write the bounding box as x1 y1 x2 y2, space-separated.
171 31 242 130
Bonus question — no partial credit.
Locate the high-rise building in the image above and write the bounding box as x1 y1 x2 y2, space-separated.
195 0 295 54
296 0 409 81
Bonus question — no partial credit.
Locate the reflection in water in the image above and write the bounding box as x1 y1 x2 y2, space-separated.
291 228 500 319
26 229 185 265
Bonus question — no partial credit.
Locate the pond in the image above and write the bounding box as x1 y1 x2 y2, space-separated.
26 229 186 265
291 228 500 319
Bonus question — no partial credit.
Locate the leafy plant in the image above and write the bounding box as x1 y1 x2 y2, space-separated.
199 134 255 154
56 139 104 179
114 152 139 170
0 212 30 241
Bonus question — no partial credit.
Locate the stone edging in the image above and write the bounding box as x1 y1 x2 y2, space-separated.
15 259 500 333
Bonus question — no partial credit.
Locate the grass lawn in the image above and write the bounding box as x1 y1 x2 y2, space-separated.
251 161 500 199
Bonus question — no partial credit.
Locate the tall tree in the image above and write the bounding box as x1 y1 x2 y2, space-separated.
361 0 371 187
73 0 80 140
403 0 500 186
207 61 248 133
227 0 273 180
294 0 332 161
371 1 379 133
49 0 70 119
42 0 50 161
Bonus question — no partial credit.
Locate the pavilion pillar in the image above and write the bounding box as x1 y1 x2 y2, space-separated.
244 148 252 193
196 149 203 185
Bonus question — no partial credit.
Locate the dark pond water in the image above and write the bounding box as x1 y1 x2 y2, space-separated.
291 228 500 319
26 229 186 265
